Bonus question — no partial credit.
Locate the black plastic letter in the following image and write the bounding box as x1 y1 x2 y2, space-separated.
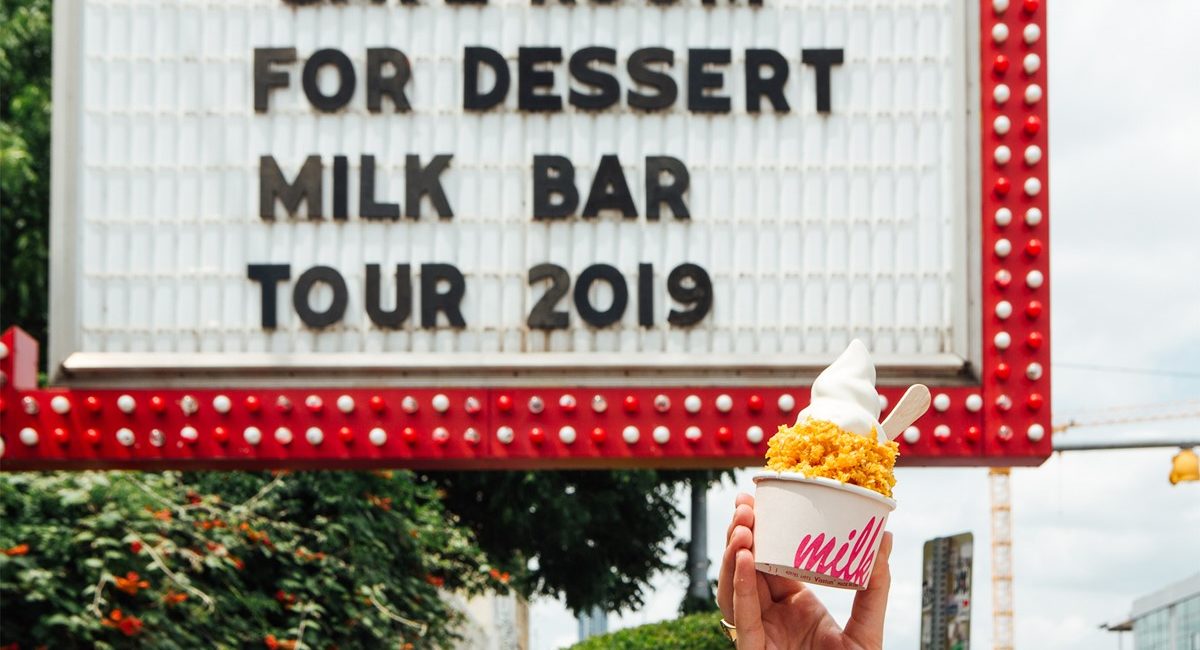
260 155 322 220
519 47 563 112
532 155 578 220
582 155 637 218
406 154 454 219
367 48 412 113
574 264 628 328
746 49 790 112
645 156 690 220
421 264 467 328
801 48 844 114
359 155 401 220
254 47 296 113
527 263 571 330
248 264 291 329
464 47 510 110
627 48 677 111
301 48 356 112
333 155 348 220
569 47 619 110
293 266 349 329
688 49 732 113
366 263 412 328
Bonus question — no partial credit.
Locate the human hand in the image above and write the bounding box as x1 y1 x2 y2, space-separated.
716 493 893 650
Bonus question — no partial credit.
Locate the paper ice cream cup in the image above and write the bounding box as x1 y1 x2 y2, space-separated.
752 471 896 590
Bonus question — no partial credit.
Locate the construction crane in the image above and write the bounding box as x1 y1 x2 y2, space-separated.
989 399 1200 650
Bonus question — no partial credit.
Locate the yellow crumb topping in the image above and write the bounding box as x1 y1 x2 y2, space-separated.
765 418 899 498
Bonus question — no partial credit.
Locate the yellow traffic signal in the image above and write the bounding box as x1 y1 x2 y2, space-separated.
1169 448 1199 485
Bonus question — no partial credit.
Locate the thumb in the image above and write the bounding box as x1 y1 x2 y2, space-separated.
845 531 893 648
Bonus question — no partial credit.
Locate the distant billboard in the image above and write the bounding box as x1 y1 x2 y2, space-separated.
921 532 974 650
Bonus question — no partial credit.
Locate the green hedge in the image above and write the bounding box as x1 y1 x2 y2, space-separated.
568 612 728 650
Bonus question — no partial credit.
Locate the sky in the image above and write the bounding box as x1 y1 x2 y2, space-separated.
528 1 1200 647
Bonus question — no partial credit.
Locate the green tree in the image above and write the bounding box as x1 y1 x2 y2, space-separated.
431 470 693 614
1 0 52 356
1 470 505 648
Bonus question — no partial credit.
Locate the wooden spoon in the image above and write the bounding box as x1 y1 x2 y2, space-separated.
880 384 932 441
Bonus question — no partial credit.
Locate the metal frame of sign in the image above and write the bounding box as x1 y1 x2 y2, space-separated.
2 0 1049 470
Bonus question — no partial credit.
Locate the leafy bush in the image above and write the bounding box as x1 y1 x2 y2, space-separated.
568 612 729 650
0 471 509 648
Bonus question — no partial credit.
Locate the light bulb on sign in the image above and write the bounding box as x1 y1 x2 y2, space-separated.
558 426 577 445
934 425 951 443
995 301 1013 319
1024 84 1043 105
622 426 640 445
1024 145 1042 166
496 426 515 445
746 426 764 444
369 427 388 446
244 426 263 446
993 84 1011 104
994 331 1012 350
1023 53 1041 74
652 426 670 445
1026 270 1044 289
464 428 481 445
995 239 1012 258
19 427 39 446
306 427 324 446
116 428 135 447
1027 424 1045 442
432 427 450 445
1023 23 1041 44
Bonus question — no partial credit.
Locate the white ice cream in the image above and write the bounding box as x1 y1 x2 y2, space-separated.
795 339 885 443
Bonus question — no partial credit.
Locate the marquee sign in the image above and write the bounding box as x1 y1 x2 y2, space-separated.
0 0 1051 469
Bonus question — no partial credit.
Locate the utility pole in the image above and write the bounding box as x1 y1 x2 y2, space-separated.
686 476 710 604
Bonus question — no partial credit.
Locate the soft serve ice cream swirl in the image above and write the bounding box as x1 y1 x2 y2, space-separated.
764 339 899 497
794 339 885 443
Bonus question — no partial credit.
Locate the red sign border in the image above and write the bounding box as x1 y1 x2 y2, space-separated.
0 0 1050 470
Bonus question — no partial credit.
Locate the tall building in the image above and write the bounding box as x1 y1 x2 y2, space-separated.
1104 573 1200 650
